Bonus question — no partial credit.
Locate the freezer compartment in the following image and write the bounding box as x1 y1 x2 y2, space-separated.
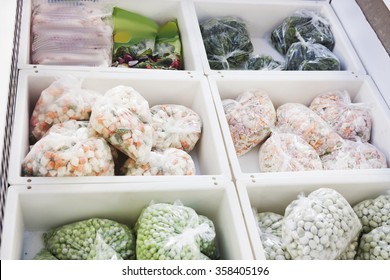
236 178 390 259
8 70 231 185
0 181 253 260
208 74 390 181
187 0 365 75
18 0 202 72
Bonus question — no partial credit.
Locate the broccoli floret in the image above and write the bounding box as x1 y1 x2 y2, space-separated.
135 202 218 260
43 218 135 260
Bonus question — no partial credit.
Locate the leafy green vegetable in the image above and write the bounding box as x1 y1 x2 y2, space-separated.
43 218 136 260
112 7 158 63
246 55 284 71
285 41 340 71
135 202 218 260
200 17 253 70
271 10 335 55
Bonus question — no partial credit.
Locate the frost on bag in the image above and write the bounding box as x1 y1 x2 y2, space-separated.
22 120 114 177
121 148 196 176
276 103 343 156
135 201 218 260
31 0 113 66
259 131 323 172
43 218 136 260
271 10 335 55
310 90 372 142
282 188 362 260
245 55 284 71
30 76 102 140
223 90 276 156
321 140 387 170
150 104 202 152
353 194 390 234
200 17 254 70
90 85 153 163
355 225 390 260
285 41 340 71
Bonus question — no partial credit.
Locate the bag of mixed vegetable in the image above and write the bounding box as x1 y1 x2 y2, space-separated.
200 17 254 70
22 120 115 177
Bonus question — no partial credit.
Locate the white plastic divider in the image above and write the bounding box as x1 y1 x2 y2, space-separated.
208 74 390 182
0 181 254 260
186 0 365 75
8 70 232 185
236 176 390 259
18 0 203 73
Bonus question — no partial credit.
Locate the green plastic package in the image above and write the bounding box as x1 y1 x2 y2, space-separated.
112 7 158 66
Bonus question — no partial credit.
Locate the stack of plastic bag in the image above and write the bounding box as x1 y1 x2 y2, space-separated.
31 0 113 66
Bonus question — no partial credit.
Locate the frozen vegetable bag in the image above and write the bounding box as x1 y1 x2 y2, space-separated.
22 121 115 177
31 0 113 66
89 85 153 163
30 76 102 140
112 7 158 67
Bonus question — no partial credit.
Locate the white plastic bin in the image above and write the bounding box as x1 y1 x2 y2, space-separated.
8 70 231 185
18 0 203 72
187 0 365 75
0 181 254 260
236 177 390 259
208 74 390 182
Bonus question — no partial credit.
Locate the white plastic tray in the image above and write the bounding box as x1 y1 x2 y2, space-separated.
8 70 231 185
18 0 203 73
236 177 390 259
187 0 365 75
208 74 390 182
0 181 253 260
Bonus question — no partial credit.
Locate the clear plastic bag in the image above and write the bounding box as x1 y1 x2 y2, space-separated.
282 188 362 260
33 248 58 260
255 211 284 237
31 0 113 66
43 218 136 260
245 55 284 71
285 40 340 71
310 90 372 142
89 85 153 163
276 103 344 156
271 10 335 55
22 120 115 177
200 17 254 70
150 104 202 152
30 76 102 140
259 131 323 172
223 89 276 156
355 225 390 260
261 233 292 260
135 200 218 260
321 140 387 170
353 194 390 234
121 148 196 176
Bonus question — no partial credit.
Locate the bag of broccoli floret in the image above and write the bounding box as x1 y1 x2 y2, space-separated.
200 17 253 70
